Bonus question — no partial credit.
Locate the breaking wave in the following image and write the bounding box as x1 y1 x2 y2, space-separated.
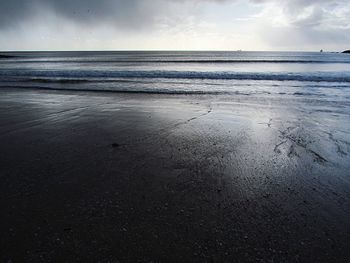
1 70 350 83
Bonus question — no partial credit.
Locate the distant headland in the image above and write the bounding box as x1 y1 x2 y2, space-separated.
342 50 350 54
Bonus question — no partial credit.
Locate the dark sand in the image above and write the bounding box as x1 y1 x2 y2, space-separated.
0 88 350 262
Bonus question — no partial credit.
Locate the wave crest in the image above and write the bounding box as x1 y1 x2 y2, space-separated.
1 70 350 83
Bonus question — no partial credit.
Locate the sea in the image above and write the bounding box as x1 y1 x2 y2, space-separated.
0 51 350 100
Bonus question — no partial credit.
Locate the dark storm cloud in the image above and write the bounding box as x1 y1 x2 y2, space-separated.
0 0 36 28
0 0 170 29
0 0 239 29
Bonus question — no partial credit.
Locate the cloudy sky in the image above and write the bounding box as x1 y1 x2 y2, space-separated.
0 0 349 51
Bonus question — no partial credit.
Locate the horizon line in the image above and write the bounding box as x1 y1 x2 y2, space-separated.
0 49 343 53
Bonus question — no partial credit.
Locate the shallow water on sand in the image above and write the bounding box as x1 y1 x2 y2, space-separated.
0 88 349 262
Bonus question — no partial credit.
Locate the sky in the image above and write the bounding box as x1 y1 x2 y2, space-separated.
0 0 349 51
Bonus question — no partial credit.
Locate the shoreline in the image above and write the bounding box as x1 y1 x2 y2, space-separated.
0 87 349 262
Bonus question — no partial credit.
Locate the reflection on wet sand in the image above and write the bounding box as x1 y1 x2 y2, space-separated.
0 88 349 262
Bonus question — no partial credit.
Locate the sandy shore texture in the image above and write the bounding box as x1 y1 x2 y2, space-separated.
0 88 350 262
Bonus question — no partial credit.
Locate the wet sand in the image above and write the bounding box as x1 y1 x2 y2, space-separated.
0 88 349 262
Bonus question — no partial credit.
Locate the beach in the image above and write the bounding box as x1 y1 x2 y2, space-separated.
1 87 349 262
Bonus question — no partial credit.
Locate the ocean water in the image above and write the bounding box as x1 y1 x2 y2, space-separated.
1 51 350 99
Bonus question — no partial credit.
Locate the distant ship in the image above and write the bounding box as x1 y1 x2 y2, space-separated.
320 49 323 53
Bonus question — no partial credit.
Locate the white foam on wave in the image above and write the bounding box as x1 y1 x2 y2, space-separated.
1 70 350 83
